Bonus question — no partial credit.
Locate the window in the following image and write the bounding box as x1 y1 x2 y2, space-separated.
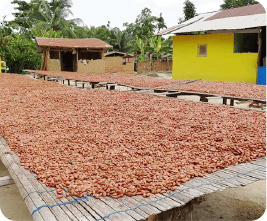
234 33 258 53
50 51 59 59
198 44 207 57
78 51 102 60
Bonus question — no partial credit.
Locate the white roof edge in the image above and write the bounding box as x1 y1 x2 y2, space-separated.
155 11 218 36
172 13 266 34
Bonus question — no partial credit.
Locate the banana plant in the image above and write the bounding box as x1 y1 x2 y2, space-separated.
135 35 146 62
149 36 162 60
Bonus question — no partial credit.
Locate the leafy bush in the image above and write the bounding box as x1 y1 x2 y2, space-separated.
0 34 41 73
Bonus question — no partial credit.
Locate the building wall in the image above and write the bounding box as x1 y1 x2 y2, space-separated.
123 63 134 73
137 60 172 73
47 59 61 71
45 51 134 73
104 57 134 73
173 33 258 83
77 59 105 73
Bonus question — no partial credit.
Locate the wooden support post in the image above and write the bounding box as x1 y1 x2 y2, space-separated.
230 99 235 106
91 82 98 89
200 96 208 102
166 93 179 98
67 79 70 86
223 98 227 105
106 84 116 90
0 175 14 187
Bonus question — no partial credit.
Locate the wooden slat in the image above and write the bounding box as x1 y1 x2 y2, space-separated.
100 197 140 220
154 193 181 208
10 163 56 221
0 175 14 187
0 137 59 221
192 176 230 190
7 147 82 221
116 196 151 217
121 196 160 215
131 195 162 214
85 196 131 221
40 184 87 221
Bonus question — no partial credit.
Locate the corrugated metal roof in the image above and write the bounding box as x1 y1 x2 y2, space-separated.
105 51 135 57
172 13 265 34
156 4 266 35
155 11 218 36
36 38 113 49
105 51 126 56
155 25 183 36
205 3 265 21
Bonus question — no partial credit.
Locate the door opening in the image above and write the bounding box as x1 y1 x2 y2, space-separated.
61 51 77 72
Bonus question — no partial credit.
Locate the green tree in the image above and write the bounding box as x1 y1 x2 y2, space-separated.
109 27 131 52
10 0 43 32
10 0 83 38
87 23 112 43
183 0 197 21
148 36 162 60
0 34 41 72
134 36 146 62
0 16 12 37
220 0 259 9
161 36 173 59
124 8 166 40
36 0 73 31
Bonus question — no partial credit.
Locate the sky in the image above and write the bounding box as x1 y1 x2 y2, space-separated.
0 0 266 29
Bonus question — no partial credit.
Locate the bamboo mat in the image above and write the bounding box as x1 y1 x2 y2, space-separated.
0 135 266 221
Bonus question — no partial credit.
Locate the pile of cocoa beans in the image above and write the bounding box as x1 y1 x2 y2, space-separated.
0 73 265 199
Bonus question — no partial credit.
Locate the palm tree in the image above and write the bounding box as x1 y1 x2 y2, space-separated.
110 28 131 52
34 0 71 31
11 0 83 38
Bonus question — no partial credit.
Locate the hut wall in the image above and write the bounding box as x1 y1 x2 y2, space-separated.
47 59 61 71
77 59 105 73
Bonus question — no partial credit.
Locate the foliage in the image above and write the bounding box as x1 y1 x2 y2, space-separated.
132 35 172 62
31 27 63 38
220 0 259 9
148 36 162 60
87 23 112 44
0 34 41 73
10 0 80 37
124 8 167 40
184 0 197 21
123 8 167 57
134 36 146 62
178 0 197 24
109 27 131 52
161 36 173 59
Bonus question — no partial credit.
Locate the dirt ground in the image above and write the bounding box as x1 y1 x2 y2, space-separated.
0 161 32 221
0 72 266 220
191 180 266 220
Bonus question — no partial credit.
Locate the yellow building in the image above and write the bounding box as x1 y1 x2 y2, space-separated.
173 33 259 83
158 4 266 84
36 38 134 74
